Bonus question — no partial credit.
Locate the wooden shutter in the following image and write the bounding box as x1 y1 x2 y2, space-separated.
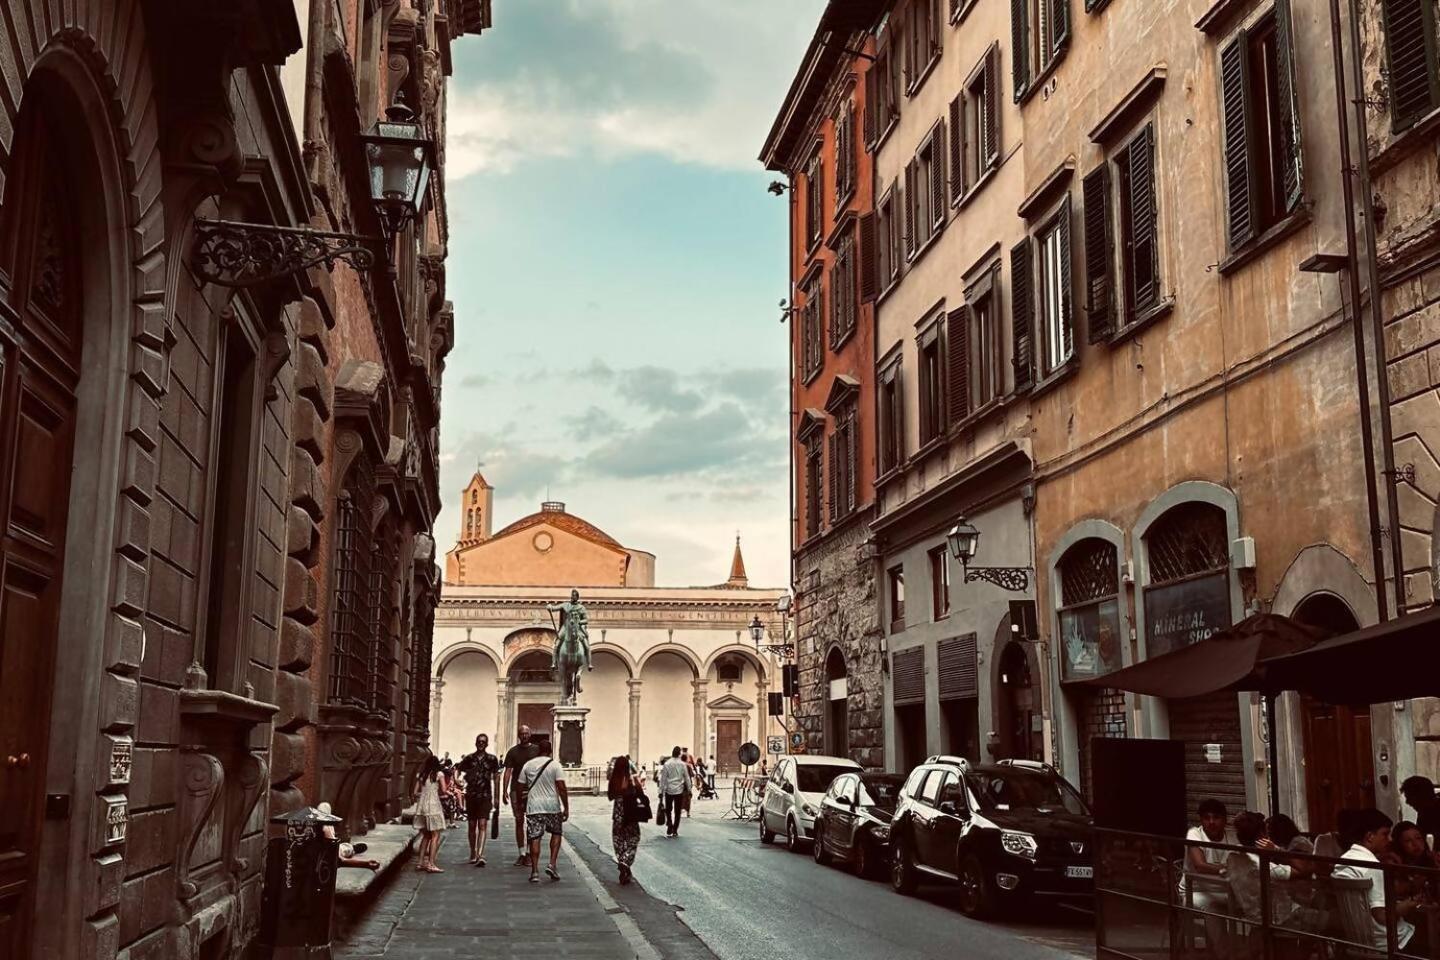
1058 195 1075 362
893 365 905 461
859 213 878 302
930 128 946 227
1126 125 1159 315
892 647 926 705
865 65 879 146
1273 0 1304 211
983 47 1001 166
948 95 964 202
938 635 978 700
1083 165 1115 344
1381 0 1440 130
1010 238 1035 391
950 0 961 20
828 433 839 522
845 412 858 512
947 306 971 425
1053 0 1071 57
904 161 916 257
1220 33 1257 250
1011 0 1030 100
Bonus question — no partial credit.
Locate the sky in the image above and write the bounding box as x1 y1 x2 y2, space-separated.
436 0 826 588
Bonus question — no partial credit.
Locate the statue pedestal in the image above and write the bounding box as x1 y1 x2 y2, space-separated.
552 704 590 767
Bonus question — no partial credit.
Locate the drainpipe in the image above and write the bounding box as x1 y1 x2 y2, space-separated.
1328 0 1390 623
1344 0 1405 620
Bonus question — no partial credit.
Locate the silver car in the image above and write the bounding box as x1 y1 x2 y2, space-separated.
758 755 862 852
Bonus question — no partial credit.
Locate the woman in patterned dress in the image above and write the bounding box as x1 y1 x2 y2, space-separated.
413 755 447 873
607 756 642 885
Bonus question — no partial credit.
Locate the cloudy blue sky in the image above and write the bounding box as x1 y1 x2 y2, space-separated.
437 1 825 588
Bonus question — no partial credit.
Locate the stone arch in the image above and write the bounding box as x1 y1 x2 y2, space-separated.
1271 543 1378 628
434 642 502 677
500 626 557 675
823 645 849 757
701 644 769 683
636 642 703 677
590 642 638 678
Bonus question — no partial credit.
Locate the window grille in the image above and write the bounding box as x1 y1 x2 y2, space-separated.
1144 502 1228 584
329 460 376 707
1060 539 1119 606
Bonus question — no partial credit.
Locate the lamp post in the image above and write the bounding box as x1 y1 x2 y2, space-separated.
946 517 1032 593
192 106 435 288
750 611 795 660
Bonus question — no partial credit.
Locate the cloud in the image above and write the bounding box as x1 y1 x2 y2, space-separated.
460 372 492 388
582 402 782 480
618 366 704 414
445 0 826 177
566 405 626 441
444 431 573 500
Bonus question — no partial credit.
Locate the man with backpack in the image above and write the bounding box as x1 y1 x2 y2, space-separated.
518 739 569 883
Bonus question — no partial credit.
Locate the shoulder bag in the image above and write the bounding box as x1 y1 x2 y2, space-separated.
516 758 552 808
625 784 653 825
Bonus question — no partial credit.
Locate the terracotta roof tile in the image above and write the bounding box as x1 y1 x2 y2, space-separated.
492 507 624 551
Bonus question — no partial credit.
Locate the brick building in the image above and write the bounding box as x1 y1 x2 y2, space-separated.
761 0 886 769
0 2 482 958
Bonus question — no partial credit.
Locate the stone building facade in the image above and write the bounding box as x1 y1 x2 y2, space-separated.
761 2 886 770
0 2 478 958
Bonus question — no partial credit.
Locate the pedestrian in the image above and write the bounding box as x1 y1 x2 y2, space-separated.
1401 776 1440 846
658 746 689 837
412 755 446 873
519 739 568 883
608 756 649 885
456 733 500 866
501 724 543 866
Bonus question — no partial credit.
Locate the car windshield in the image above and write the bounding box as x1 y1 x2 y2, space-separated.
858 778 902 810
967 770 1088 816
797 764 853 793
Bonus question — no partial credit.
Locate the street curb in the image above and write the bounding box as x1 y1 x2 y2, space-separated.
561 839 663 960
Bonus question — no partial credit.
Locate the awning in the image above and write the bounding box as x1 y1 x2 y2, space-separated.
1258 605 1440 703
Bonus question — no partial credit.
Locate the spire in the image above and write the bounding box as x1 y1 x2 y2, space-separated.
727 535 748 588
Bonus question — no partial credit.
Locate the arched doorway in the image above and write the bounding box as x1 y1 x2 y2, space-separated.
996 641 1042 761
824 647 849 758
1292 593 1371 832
510 650 559 750
435 650 499 760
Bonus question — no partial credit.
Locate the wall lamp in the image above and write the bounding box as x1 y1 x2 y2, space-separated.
193 106 434 288
946 517 1033 593
749 613 796 660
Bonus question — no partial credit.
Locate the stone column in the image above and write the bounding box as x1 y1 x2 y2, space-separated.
496 677 512 750
627 679 643 761
692 679 709 761
430 677 445 754
755 679 770 744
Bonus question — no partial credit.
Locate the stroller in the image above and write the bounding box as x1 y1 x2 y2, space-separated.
695 764 718 800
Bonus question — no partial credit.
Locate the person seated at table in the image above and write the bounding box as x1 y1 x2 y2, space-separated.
1182 799 1238 959
1267 814 1315 855
1226 811 1324 934
1333 808 1419 953
1386 821 1439 900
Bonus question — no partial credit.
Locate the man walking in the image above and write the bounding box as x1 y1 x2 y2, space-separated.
501 725 543 866
455 733 500 865
659 746 689 837
519 740 568 883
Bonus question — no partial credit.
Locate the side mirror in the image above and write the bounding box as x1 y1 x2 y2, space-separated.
938 800 959 816
783 782 795 794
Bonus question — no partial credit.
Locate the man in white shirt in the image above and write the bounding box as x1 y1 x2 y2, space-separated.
1179 799 1237 959
519 740 569 883
658 746 689 837
1333 808 1416 952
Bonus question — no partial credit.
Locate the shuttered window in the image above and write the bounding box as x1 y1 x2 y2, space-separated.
835 99 857 204
1013 0 1071 101
1010 238 1035 392
1219 2 1304 252
907 0 942 94
917 318 945 445
969 263 1003 408
889 565 907 631
907 124 946 258
938 635 979 700
1031 197 1075 377
955 46 1002 200
806 149 824 249
831 231 858 347
1115 123 1161 321
946 305 971 424
829 402 858 519
930 546 951 619
802 277 825 381
859 212 879 302
892 646 925 703
876 185 896 290
879 357 904 474
1382 0 1440 132
805 434 824 538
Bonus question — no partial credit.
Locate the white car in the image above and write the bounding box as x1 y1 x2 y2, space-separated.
759 755 862 852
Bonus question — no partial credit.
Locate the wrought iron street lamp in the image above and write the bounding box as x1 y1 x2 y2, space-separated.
947 517 1032 593
750 606 795 660
192 106 435 288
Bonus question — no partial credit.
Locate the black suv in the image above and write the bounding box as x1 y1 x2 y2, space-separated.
888 756 1093 918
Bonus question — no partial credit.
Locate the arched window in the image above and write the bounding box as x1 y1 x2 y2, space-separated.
825 648 849 757
1142 502 1229 657
1057 538 1123 680
716 657 743 683
329 459 377 706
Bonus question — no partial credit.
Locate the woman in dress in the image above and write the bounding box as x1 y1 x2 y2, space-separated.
608 756 643 885
413 755 447 873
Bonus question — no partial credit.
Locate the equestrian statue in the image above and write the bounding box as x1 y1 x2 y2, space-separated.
547 588 592 705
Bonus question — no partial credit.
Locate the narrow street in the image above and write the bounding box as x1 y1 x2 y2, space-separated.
340 794 1093 960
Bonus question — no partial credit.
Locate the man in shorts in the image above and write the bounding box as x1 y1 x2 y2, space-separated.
501 724 543 866
519 739 568 883
455 733 500 865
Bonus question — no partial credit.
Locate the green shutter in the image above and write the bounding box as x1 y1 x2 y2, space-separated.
1273 0 1304 211
1011 0 1030 101
1010 239 1035 392
1381 0 1440 131
1082 164 1115 343
1126 126 1159 315
1220 32 1257 250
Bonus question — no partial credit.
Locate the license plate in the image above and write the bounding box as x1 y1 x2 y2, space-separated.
1065 866 1094 879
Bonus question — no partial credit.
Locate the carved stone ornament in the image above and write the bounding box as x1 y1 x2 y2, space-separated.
193 219 374 288
178 752 225 898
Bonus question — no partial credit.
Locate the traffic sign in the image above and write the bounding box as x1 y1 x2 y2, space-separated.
766 735 784 755
789 732 804 748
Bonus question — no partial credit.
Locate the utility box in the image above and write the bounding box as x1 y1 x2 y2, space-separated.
257 806 343 958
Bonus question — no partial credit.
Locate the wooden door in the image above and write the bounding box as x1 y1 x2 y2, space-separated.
516 703 553 751
0 110 84 956
1302 698 1375 834
716 720 741 773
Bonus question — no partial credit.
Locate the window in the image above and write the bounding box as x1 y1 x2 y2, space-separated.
831 231 858 347
1057 538 1124 680
879 357 904 474
806 148 824 249
948 262 1003 420
801 276 824 381
866 32 903 148
930 546 951 619
919 768 947 804
907 0 942 93
828 402 858 522
1086 123 1161 343
717 658 744 683
835 99 857 205
1012 0 1071 101
1381 0 1440 132
1142 502 1231 658
906 124 946 257
877 184 898 289
329 462 377 706
889 565 907 630
804 432 824 539
950 46 1001 203
1014 199 1074 381
917 318 944 445
1220 3 1303 251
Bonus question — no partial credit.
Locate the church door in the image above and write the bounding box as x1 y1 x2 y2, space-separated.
0 107 85 956
715 720 742 774
517 703 554 751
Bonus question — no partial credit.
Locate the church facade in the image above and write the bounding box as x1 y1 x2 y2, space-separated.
435 474 787 772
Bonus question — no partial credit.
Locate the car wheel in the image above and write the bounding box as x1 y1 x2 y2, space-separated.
785 817 801 853
759 813 774 844
852 836 871 879
890 836 917 895
812 822 831 865
957 853 997 919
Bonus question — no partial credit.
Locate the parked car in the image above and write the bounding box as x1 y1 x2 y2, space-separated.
888 755 1093 918
759 754 862 851
812 772 906 878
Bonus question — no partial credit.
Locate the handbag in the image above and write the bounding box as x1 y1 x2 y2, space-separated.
490 802 500 839
626 786 653 826
655 789 666 825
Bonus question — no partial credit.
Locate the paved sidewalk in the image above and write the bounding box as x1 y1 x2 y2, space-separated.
335 813 658 960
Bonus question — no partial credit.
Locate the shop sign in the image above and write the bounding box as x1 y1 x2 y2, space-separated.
1144 572 1231 658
